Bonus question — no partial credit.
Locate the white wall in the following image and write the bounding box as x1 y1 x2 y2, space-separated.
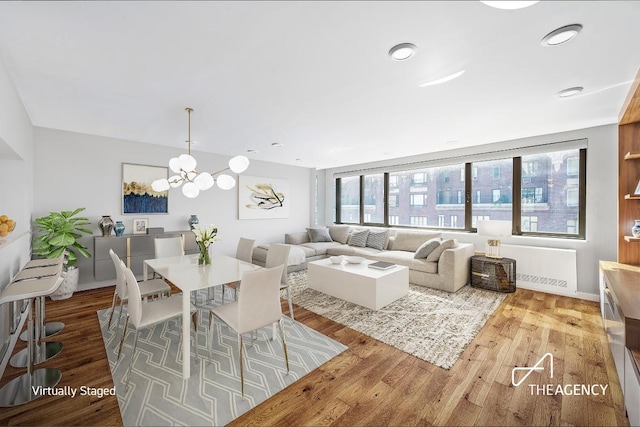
321 124 618 299
0 57 34 362
33 127 314 286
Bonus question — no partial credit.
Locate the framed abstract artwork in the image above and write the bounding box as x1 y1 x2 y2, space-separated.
122 163 169 214
132 218 149 234
238 175 290 219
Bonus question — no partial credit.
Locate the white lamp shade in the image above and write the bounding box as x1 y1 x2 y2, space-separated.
477 220 512 237
194 172 214 190
151 178 170 192
169 157 182 173
182 182 200 198
178 154 197 172
228 155 250 174
216 174 236 190
169 175 183 188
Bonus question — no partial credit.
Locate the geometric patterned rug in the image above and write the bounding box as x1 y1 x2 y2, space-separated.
287 270 506 370
98 287 347 427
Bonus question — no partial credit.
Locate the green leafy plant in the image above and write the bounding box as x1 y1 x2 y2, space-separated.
33 208 92 267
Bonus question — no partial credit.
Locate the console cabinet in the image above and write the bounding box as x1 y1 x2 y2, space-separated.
94 231 198 280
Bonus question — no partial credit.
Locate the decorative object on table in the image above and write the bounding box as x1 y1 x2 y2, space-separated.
633 220 640 238
192 224 219 265
329 255 344 264
98 215 115 236
238 175 290 219
132 218 148 235
188 214 199 230
476 219 512 258
471 255 516 293
114 221 125 236
345 256 364 264
0 214 16 238
33 208 92 299
151 108 250 198
145 227 164 235
122 163 169 214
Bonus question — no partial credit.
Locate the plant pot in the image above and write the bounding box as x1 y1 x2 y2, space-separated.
50 266 79 300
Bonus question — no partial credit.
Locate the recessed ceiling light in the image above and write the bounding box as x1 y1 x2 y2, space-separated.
557 87 583 98
419 70 465 87
247 149 258 154
271 142 283 147
388 43 417 61
541 24 583 46
480 1 538 10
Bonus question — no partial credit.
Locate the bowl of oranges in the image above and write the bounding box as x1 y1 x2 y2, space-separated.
0 215 16 237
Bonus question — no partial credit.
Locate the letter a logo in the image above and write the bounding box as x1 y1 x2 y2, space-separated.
511 353 554 387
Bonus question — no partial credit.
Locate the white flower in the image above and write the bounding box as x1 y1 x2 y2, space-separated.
192 224 219 247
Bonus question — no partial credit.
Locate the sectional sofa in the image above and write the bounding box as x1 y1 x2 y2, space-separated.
252 225 474 293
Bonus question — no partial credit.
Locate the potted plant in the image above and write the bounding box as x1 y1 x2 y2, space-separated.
33 208 92 299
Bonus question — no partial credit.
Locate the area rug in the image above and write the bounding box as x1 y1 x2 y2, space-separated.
98 287 347 427
285 270 506 370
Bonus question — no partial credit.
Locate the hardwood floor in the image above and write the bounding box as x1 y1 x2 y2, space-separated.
0 285 628 426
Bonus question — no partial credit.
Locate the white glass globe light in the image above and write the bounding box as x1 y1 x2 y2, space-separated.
178 154 197 172
169 157 182 173
151 178 170 192
194 172 215 190
228 155 250 174
216 174 236 190
182 182 200 198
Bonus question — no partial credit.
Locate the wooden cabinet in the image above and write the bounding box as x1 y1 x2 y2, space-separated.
625 348 640 427
94 231 197 280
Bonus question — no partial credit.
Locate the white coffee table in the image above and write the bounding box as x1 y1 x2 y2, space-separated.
307 258 409 310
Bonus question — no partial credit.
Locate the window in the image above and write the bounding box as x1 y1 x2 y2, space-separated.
363 174 384 224
335 144 585 239
339 176 360 223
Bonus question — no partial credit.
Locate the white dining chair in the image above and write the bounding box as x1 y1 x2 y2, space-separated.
266 243 294 320
107 252 171 341
208 264 288 396
117 264 198 390
222 238 256 302
154 236 184 259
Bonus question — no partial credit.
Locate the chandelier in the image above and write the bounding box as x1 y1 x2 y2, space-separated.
151 108 250 198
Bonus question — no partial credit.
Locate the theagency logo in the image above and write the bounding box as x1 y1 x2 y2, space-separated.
511 352 609 396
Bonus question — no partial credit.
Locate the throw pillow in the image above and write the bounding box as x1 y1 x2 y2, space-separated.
414 238 441 259
392 230 442 252
426 239 458 262
307 227 333 243
347 229 369 248
328 225 351 244
366 230 389 250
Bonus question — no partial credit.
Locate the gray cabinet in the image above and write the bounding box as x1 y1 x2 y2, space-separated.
94 231 197 280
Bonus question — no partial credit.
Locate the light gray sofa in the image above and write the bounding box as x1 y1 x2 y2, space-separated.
252 226 474 293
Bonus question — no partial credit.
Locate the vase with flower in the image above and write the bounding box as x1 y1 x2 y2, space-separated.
192 224 219 265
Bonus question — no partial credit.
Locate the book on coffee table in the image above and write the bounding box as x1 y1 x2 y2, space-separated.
368 261 396 270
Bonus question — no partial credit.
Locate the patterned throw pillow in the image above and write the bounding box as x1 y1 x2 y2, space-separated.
426 239 458 262
366 230 389 251
307 227 333 243
414 238 441 259
347 229 370 248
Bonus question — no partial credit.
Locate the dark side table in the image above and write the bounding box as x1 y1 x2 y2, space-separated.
470 255 516 293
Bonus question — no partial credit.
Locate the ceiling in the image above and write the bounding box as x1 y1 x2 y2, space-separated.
0 1 638 170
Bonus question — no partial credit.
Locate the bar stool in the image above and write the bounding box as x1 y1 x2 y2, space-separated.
19 254 67 341
0 271 65 407
9 259 65 368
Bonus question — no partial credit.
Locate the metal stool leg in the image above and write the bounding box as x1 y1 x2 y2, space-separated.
19 295 64 341
0 298 62 407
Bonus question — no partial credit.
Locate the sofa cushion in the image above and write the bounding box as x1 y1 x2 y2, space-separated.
371 251 438 274
426 239 459 262
328 225 351 244
307 227 333 242
391 230 442 252
285 232 310 245
366 229 389 250
347 229 369 247
414 238 441 259
301 241 342 256
326 245 381 257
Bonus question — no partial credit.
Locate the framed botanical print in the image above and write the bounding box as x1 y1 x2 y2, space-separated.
132 218 149 234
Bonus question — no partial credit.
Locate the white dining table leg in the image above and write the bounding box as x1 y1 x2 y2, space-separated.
143 263 148 281
182 289 191 379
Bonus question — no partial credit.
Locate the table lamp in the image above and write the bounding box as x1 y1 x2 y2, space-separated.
477 220 512 258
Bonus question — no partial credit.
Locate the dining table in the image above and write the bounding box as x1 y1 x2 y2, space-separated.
143 253 262 379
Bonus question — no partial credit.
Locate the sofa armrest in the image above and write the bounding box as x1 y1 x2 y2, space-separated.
285 232 310 245
438 243 475 292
